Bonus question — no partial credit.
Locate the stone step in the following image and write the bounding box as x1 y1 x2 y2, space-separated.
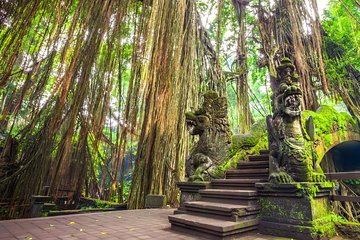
211 179 267 190
259 150 270 155
225 169 269 179
184 201 260 222
170 151 271 239
169 214 259 239
200 189 258 197
199 189 258 205
248 155 269 162
237 161 269 169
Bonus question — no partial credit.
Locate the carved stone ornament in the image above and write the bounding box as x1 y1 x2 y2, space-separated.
267 58 325 183
185 91 231 181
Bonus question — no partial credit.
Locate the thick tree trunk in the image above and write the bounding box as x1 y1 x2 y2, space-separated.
128 0 200 209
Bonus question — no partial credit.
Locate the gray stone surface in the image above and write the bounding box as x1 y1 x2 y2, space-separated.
0 208 292 240
145 194 166 208
256 182 335 240
211 179 266 190
30 195 53 218
169 214 259 237
184 201 259 222
177 181 210 210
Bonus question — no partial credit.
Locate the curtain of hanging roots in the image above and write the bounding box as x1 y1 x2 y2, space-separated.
257 0 329 111
128 0 204 209
0 0 226 217
0 0 137 217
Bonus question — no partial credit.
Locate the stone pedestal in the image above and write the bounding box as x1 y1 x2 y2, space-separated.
175 181 210 214
145 194 166 208
30 195 52 218
256 182 336 240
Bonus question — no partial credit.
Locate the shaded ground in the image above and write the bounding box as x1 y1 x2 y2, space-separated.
0 208 289 240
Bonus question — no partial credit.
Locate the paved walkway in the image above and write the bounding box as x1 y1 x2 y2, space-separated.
0 208 288 240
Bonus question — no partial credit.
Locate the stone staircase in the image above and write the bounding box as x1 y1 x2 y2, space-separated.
169 150 269 240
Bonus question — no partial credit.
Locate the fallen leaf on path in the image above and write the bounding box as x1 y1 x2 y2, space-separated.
69 221 75 225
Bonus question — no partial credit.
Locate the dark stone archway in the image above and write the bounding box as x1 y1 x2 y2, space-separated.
320 140 360 196
321 140 360 173
315 130 360 166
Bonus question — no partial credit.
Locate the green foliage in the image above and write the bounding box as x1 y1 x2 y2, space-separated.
315 214 360 239
302 105 357 142
323 0 359 67
121 178 132 202
41 211 48 217
196 0 271 130
0 207 9 218
212 119 268 178
322 0 360 122
343 179 360 185
230 119 267 155
301 105 358 164
94 199 116 209
311 213 337 238
1 0 359 215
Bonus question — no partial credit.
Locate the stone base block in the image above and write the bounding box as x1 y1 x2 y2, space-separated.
256 182 336 240
145 194 166 208
30 195 53 218
259 219 335 240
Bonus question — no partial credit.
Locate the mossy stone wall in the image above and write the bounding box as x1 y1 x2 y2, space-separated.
302 106 360 162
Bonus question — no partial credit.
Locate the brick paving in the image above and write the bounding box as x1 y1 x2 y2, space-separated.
0 208 288 240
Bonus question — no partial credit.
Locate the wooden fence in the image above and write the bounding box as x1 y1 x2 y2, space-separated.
325 171 360 202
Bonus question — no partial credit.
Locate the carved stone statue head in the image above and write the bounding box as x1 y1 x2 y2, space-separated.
282 90 302 117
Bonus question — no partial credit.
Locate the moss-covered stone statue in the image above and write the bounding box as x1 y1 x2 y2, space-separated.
267 58 325 183
185 91 231 181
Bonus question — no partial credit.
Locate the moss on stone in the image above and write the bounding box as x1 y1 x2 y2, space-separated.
294 182 334 200
310 213 360 239
299 184 319 199
212 105 358 179
230 119 267 155
259 198 307 221
185 111 196 118
203 90 219 98
301 105 359 165
258 198 288 217
311 214 337 238
212 119 268 178
260 195 338 239
302 105 357 143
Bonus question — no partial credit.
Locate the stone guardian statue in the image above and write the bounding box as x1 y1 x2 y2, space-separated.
267 58 325 183
185 91 231 181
